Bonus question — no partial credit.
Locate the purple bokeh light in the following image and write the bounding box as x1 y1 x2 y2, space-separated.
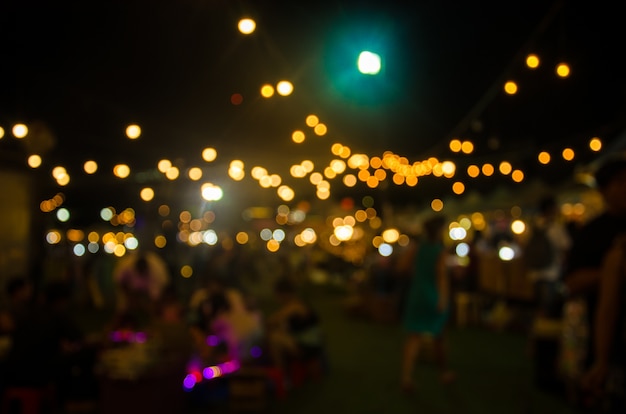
183 374 197 391
203 367 215 379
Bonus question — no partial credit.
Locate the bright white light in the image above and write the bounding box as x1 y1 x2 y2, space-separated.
378 243 393 257
276 81 294 96
456 242 470 257
203 230 218 245
272 229 286 242
100 208 114 221
12 123 28 138
238 18 256 34
357 51 382 75
201 184 223 201
334 225 354 241
56 208 70 222
301 228 317 244
449 227 467 241
103 241 116 254
124 237 139 250
498 246 516 261
73 244 86 257
511 220 526 235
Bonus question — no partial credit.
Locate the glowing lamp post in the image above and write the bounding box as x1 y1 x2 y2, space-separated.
357 51 381 75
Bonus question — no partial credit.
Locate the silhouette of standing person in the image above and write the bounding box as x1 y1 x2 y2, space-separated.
113 251 170 326
400 215 455 393
562 156 626 409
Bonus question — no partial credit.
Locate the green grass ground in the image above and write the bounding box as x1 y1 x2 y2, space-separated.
260 286 576 414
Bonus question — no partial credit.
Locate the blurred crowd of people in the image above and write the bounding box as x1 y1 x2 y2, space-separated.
347 155 626 413
1 156 624 413
0 247 327 413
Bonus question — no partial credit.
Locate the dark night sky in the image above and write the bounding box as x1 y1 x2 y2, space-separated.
1 0 625 214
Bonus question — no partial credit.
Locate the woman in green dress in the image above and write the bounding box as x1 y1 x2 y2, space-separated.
400 215 456 392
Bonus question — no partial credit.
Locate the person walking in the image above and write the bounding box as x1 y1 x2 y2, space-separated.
400 215 455 393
